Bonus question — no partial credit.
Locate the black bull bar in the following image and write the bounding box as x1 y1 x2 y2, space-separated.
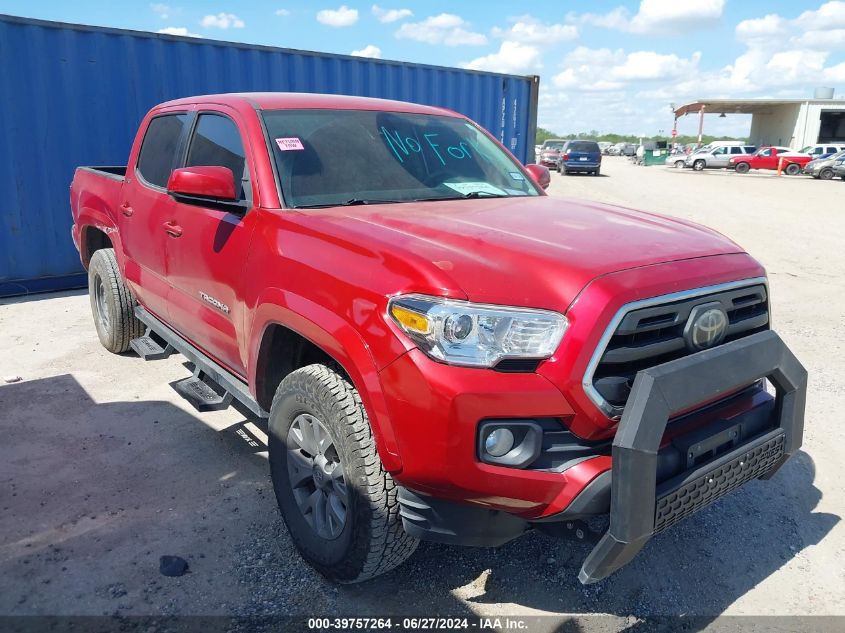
579 329 807 584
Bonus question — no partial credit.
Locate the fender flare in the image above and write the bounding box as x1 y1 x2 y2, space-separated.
248 288 403 472
75 204 123 269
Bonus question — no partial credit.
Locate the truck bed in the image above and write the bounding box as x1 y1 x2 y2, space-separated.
76 166 127 180
70 167 128 245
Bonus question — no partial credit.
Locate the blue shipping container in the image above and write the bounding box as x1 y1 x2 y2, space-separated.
0 14 539 297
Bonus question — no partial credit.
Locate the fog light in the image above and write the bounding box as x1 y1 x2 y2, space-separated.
484 428 515 457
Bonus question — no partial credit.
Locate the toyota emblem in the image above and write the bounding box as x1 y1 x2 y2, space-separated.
684 303 728 351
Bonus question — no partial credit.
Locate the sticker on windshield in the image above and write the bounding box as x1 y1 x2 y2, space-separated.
509 171 525 181
275 137 304 151
443 182 507 196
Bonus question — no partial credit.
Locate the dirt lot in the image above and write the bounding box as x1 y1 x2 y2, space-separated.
1 158 844 628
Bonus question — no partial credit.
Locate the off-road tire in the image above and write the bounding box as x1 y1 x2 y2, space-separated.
735 162 750 174
268 363 418 583
88 248 143 353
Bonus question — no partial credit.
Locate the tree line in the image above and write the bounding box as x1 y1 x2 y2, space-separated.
535 127 748 146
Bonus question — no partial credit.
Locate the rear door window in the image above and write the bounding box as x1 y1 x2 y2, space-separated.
137 113 189 188
185 114 248 200
730 147 743 154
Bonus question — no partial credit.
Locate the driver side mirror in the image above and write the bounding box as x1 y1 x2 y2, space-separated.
167 166 237 202
524 164 551 190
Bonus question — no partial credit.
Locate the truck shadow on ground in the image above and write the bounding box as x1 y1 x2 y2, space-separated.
1 374 837 629
340 447 836 627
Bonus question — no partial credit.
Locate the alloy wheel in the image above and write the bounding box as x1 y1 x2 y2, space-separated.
286 413 349 540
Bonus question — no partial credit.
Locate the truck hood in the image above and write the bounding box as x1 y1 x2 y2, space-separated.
312 195 744 308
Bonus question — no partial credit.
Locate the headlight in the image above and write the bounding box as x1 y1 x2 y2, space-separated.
388 294 568 368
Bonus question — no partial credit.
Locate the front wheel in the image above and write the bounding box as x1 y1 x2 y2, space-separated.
87 248 143 353
268 364 418 583
675 160 686 169
693 159 706 171
819 168 834 180
735 162 750 174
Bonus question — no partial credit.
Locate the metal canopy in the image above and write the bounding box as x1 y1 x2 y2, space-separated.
674 98 845 117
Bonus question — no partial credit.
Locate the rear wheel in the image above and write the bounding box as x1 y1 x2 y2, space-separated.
785 163 801 176
693 159 706 171
268 364 418 583
819 168 834 180
560 166 568 175
735 162 750 174
674 160 685 169
87 248 143 353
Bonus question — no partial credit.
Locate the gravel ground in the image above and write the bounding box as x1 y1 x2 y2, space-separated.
1 158 843 629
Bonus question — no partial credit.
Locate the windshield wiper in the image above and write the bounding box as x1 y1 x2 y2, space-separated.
459 191 509 199
415 191 510 202
296 198 403 209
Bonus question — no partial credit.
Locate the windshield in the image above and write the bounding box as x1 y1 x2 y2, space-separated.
262 109 541 208
542 141 565 150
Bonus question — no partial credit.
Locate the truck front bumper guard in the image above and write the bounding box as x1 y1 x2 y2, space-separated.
579 329 807 584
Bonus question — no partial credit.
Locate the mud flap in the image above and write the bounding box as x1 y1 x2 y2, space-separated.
578 330 807 584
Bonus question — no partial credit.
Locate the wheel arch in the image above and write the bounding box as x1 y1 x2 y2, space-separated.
249 289 403 473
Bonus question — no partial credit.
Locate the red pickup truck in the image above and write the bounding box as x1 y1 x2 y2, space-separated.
730 146 811 175
70 93 806 585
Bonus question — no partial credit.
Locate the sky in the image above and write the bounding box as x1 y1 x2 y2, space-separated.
2 0 844 138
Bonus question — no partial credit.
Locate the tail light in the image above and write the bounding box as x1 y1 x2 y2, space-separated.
562 153 569 161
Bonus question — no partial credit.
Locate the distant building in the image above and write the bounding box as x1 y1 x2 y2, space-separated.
674 89 845 149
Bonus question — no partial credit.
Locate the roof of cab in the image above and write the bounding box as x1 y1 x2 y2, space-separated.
157 92 459 117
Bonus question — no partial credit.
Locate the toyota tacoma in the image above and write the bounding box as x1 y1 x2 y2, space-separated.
70 93 807 584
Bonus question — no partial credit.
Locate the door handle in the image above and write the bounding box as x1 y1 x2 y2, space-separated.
120 202 134 217
163 221 183 238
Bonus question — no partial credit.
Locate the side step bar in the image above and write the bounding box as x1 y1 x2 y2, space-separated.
133 306 269 418
130 328 176 360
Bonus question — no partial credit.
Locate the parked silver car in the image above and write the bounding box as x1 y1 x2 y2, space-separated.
665 152 689 168
685 145 757 171
803 150 845 180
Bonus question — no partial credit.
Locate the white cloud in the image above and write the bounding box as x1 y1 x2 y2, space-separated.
735 14 787 44
372 5 412 23
579 0 725 34
795 1 845 30
614 50 702 80
150 3 171 19
317 5 359 27
395 14 487 46
462 41 542 74
492 15 577 43
275 9 290 17
737 2 845 51
351 44 382 58
200 13 245 29
551 46 701 91
157 26 200 37
824 61 845 82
